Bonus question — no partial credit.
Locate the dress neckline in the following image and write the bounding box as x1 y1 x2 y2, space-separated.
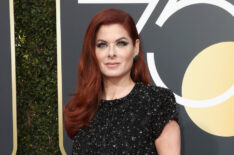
100 82 142 104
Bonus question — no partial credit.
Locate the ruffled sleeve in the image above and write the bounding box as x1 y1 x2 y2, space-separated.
149 85 179 140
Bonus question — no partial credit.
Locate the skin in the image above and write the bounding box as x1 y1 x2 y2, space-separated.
95 23 181 154
155 120 181 155
95 23 139 100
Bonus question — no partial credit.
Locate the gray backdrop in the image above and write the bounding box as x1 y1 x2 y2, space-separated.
0 0 13 154
60 0 234 154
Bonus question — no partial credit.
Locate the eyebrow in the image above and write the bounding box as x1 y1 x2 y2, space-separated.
96 37 128 42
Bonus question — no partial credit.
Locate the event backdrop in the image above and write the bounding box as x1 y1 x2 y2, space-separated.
0 0 17 154
57 0 234 154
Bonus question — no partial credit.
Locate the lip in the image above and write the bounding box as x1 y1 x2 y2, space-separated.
105 62 120 67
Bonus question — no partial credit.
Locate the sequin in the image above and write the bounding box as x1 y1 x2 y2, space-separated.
72 82 179 155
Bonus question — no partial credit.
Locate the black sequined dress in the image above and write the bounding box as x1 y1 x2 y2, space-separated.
72 82 178 155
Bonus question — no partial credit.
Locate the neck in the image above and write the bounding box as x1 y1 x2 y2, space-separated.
102 75 135 100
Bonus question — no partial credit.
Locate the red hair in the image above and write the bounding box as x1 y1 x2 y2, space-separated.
63 8 151 139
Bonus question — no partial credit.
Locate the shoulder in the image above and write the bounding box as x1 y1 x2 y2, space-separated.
143 84 179 139
135 82 177 114
137 82 175 102
149 84 174 98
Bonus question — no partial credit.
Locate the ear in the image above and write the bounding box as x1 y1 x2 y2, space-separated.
134 39 140 56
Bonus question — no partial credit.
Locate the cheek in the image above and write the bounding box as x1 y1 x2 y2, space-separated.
95 51 105 64
121 49 135 62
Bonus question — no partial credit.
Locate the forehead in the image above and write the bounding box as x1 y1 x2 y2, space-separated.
96 24 131 41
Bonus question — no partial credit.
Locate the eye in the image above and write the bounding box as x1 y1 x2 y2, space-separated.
117 40 129 47
96 42 107 48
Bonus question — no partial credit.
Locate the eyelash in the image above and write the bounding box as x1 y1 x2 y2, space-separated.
117 41 128 46
96 41 129 48
96 42 107 48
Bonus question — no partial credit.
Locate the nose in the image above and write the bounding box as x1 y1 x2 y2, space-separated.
108 43 116 57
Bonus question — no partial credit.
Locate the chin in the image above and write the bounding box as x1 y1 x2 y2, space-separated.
103 73 123 78
102 70 132 79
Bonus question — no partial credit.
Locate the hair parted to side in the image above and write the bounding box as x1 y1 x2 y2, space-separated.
63 8 151 139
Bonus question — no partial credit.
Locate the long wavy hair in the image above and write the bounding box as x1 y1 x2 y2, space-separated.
63 8 151 139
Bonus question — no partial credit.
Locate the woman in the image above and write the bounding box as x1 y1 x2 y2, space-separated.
64 8 180 155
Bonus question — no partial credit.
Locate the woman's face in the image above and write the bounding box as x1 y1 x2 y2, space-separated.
95 23 139 80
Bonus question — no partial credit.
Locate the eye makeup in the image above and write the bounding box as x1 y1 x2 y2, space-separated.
95 37 130 48
96 41 107 48
116 40 129 46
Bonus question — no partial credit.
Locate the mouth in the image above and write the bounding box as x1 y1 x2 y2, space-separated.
105 62 120 68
